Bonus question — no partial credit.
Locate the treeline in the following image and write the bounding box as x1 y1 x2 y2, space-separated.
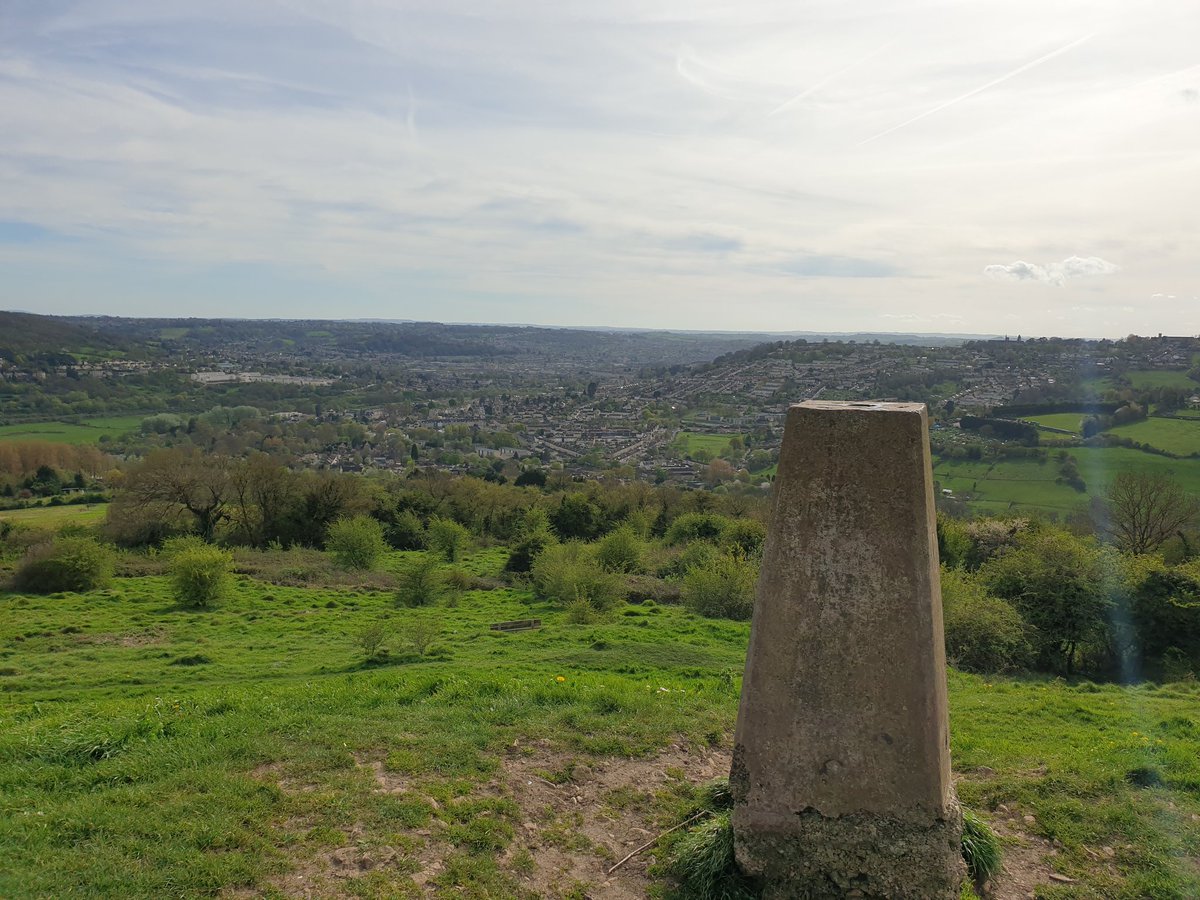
102 448 769 552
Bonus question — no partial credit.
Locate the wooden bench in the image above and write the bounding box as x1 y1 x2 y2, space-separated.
489 619 542 633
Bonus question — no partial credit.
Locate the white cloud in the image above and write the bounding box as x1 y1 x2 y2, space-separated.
984 256 1120 287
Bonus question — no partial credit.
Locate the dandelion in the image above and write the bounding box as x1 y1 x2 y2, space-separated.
555 675 566 683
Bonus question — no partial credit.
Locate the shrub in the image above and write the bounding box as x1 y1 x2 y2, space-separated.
326 515 387 570
720 518 767 557
941 567 1033 673
406 620 440 655
505 529 555 574
665 512 731 546
396 555 446 607
167 541 232 608
682 554 758 620
384 510 426 551
427 518 471 562
356 623 389 660
12 536 114 594
531 542 623 612
596 526 645 573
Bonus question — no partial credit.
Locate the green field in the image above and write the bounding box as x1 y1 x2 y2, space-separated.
0 416 143 445
1126 370 1199 390
671 431 742 458
1107 417 1200 457
1025 413 1085 434
1 547 1199 897
0 504 107 529
934 447 1200 517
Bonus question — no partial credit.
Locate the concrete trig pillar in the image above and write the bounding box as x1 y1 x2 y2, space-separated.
731 401 964 899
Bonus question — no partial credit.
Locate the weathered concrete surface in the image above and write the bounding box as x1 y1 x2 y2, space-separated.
731 401 964 899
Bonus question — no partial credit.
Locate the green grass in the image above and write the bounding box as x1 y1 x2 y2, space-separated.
0 416 143 445
1026 413 1085 434
1125 370 1198 391
1106 418 1200 457
672 433 742 458
934 449 1200 517
0 504 107 529
2 547 1199 897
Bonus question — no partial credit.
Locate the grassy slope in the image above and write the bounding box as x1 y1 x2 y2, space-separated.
1107 418 1200 457
934 448 1200 517
2 549 1199 898
1125 370 1198 391
0 416 143 445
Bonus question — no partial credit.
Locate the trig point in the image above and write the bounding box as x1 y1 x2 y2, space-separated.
730 401 964 899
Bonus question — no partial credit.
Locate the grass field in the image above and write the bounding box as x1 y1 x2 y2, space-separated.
1107 417 1200 457
1125 370 1199 391
934 448 1200 517
1 547 1199 897
1025 413 1085 434
0 504 107 529
671 432 742 458
0 416 143 445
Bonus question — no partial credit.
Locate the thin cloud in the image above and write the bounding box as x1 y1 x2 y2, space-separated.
859 32 1095 146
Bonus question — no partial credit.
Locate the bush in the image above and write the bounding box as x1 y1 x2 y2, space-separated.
720 518 767 557
505 529 555 574
12 536 114 594
530 542 623 612
665 512 731 546
427 517 471 562
682 554 758 620
941 567 1033 673
167 540 232 608
596 526 645 573
326 515 387 570
384 510 426 551
356 623 389 660
396 556 446 607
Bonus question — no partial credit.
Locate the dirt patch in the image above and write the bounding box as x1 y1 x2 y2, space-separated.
500 739 730 899
74 626 168 647
979 808 1069 900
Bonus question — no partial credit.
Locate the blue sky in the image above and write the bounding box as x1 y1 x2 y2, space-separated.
1 0 1197 334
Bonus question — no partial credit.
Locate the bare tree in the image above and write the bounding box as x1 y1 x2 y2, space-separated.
120 448 233 542
1094 470 1199 555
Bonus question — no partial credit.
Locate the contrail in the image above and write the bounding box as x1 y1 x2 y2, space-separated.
858 32 1096 146
767 43 894 118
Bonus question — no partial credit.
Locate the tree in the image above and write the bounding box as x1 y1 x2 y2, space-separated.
1095 470 1199 555
118 448 233 542
980 529 1110 675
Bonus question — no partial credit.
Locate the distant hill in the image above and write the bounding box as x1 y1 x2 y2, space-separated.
0 311 131 365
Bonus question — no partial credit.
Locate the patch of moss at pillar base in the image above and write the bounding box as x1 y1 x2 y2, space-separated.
733 800 966 900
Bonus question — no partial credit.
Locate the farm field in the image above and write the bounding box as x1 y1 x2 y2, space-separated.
933 448 1200 517
1107 417 1200 457
1 547 1199 898
1025 413 1084 434
0 504 107 529
0 416 142 445
1124 370 1198 391
671 431 742 458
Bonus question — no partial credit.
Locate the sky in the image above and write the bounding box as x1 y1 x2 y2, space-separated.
1 1 1197 336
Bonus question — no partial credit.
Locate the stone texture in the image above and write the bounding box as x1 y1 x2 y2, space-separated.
731 401 964 899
